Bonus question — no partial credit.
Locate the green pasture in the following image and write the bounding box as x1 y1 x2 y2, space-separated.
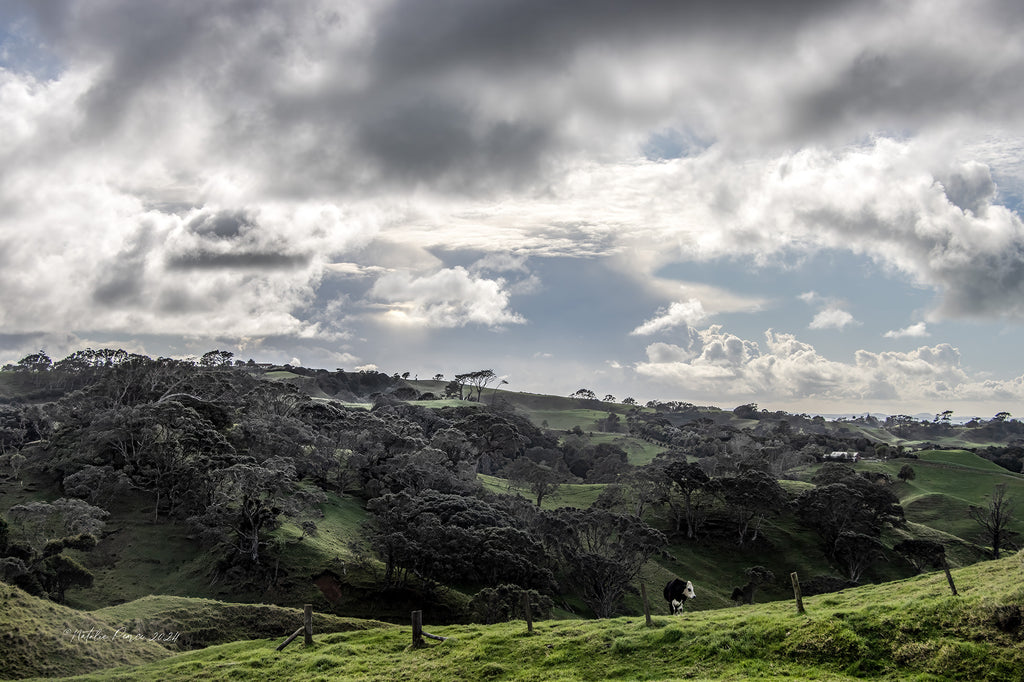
857 450 1024 541
477 474 605 510
19 554 1024 681
578 432 664 466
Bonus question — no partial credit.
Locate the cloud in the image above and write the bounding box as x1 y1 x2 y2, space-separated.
635 326 1024 407
1 0 1024 409
884 322 930 338
809 307 858 330
630 299 707 336
368 266 525 328
470 253 530 275
798 291 821 304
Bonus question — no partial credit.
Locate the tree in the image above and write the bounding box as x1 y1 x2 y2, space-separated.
2 502 104 603
62 465 131 507
490 379 509 405
833 531 885 583
571 388 597 401
470 585 553 624
364 490 554 590
885 414 917 438
6 499 108 555
812 462 858 486
15 351 52 373
189 457 324 566
456 370 499 402
717 470 789 545
506 458 562 507
199 350 234 367
795 479 903 559
663 461 713 539
539 507 665 618
897 464 916 483
36 553 93 603
443 379 464 400
969 484 1017 559
732 403 759 419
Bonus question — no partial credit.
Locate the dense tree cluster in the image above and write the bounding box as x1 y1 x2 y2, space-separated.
0 498 107 602
0 351 668 617
795 464 905 582
1 349 1011 615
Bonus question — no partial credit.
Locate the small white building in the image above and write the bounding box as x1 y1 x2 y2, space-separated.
824 451 860 463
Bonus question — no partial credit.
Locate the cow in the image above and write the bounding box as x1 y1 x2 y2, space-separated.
663 578 696 615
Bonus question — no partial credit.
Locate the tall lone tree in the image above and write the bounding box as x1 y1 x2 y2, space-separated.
455 370 499 402
969 484 1017 559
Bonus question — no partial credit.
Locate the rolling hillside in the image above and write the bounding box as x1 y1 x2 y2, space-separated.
3 360 1024 680
8 553 1024 681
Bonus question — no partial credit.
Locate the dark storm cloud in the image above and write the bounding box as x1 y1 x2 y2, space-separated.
935 245 1024 319
791 46 1024 141
370 0 873 76
354 92 551 190
937 164 996 216
165 252 311 271
0 333 47 353
91 224 156 306
187 210 256 240
7 0 888 198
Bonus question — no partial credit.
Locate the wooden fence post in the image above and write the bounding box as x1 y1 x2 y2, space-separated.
412 610 424 648
522 591 534 634
941 559 959 596
640 583 652 626
790 572 806 615
304 604 313 646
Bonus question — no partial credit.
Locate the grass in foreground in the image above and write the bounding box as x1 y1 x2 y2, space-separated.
25 553 1024 682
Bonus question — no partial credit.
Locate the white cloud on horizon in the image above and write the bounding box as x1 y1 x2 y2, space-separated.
885 322 930 338
635 326 1024 408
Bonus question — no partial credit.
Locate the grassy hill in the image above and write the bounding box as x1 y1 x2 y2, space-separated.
14 553 1024 681
0 581 170 680
5 447 1022 625
0 584 395 681
5 363 1024 679
858 450 1024 542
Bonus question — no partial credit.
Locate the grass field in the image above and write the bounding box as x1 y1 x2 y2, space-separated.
858 450 1024 542
477 474 606 510
12 553 1024 681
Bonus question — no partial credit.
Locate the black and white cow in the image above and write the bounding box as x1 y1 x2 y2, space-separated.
663 578 696 614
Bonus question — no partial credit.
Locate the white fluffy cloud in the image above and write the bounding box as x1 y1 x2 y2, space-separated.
631 299 707 336
636 326 1024 410
809 308 858 330
884 322 930 338
368 267 525 328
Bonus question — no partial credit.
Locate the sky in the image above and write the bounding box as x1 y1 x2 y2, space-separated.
1 0 1023 418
